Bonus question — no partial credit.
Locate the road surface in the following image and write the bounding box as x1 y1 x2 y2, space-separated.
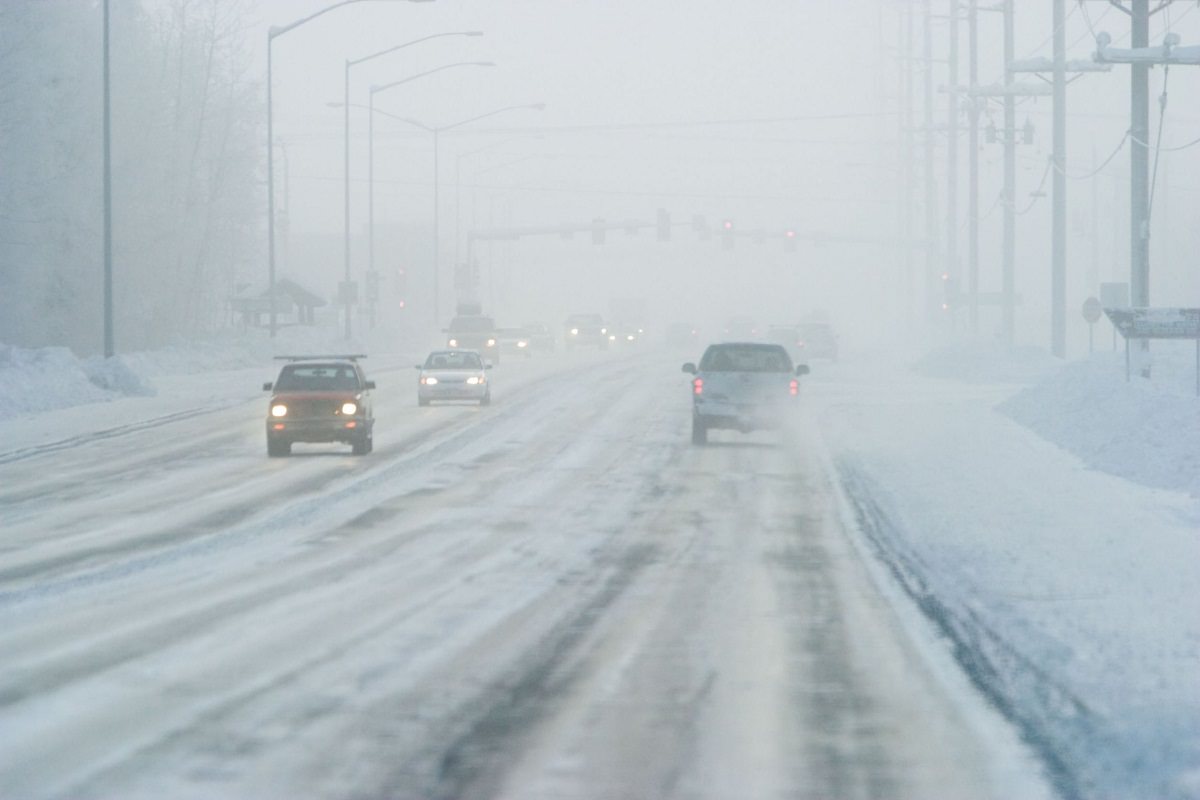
0 353 1049 799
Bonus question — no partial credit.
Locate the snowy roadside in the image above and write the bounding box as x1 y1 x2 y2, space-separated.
815 351 1200 800
0 327 424 455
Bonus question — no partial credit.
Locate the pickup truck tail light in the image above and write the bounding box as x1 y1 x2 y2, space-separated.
693 378 703 396
789 379 799 396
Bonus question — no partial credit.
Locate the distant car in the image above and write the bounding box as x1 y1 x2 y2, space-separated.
723 317 759 340
263 356 375 457
564 313 609 350
682 342 809 445
665 322 700 349
495 326 533 358
446 314 501 363
614 323 646 345
417 349 492 406
767 324 806 365
797 321 839 361
522 323 556 353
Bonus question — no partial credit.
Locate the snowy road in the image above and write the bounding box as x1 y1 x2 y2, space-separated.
0 353 1047 799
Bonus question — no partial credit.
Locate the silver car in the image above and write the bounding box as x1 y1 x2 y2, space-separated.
417 350 492 406
682 342 809 445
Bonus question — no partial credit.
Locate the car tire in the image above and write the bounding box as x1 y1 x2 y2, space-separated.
691 417 707 446
418 397 430 407
267 438 291 457
480 392 491 407
352 433 372 456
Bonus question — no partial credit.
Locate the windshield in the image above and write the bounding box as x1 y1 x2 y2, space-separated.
424 351 483 370
274 364 361 392
699 344 792 372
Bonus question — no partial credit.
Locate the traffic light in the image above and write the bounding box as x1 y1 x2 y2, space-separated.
656 208 671 242
784 229 797 252
721 219 734 250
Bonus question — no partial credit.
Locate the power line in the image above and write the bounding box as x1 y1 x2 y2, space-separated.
1053 131 1130 178
1014 157 1054 214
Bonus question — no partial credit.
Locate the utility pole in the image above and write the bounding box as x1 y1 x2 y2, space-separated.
1092 0 1198 376
1010 42 1108 360
1131 0 1150 374
1002 0 1015 345
102 0 114 358
1051 0 1066 358
923 0 938 322
967 0 979 334
945 0 959 321
904 3 917 328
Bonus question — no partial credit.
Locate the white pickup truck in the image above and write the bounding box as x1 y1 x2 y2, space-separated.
682 343 809 445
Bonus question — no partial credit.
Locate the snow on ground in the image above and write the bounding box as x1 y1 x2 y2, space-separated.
816 346 1200 800
999 343 1200 498
4 332 1198 799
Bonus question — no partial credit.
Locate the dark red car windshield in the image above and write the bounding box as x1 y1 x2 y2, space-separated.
275 365 361 392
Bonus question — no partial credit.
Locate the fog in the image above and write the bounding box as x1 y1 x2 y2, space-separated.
4 0 1196 355
2 4 1200 799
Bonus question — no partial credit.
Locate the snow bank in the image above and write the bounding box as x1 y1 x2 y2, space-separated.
0 324 413 424
999 345 1200 497
0 345 155 420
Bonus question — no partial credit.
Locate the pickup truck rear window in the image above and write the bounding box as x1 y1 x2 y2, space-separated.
700 345 793 373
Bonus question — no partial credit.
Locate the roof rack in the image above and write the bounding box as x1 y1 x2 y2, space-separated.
274 354 367 362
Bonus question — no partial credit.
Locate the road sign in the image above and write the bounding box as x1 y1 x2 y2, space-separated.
1104 308 1200 340
1082 297 1102 324
1103 308 1200 394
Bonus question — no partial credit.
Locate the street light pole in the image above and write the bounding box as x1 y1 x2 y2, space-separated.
102 0 113 358
266 0 434 339
341 32 482 339
343 59 352 338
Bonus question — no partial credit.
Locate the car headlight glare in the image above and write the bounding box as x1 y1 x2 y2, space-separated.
422 376 438 385
487 338 497 347
601 327 608 334
570 328 579 335
271 404 288 417
448 338 458 347
467 376 483 385
341 402 357 415
517 340 528 348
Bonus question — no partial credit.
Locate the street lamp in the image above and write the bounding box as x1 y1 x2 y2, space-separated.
339 32 482 340
377 104 546 326
266 0 433 339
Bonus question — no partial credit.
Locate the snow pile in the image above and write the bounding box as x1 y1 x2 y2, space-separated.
999 347 1200 497
0 345 155 420
913 342 1062 384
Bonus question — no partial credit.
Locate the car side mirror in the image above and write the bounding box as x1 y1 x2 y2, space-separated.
365 380 376 390
414 364 423 369
681 363 697 374
485 363 494 370
795 364 810 376
262 382 273 391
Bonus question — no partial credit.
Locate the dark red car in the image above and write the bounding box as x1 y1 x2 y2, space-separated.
262 356 375 457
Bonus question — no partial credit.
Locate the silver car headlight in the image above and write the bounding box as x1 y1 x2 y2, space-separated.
421 376 438 385
467 375 484 385
448 338 458 347
486 338 497 347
